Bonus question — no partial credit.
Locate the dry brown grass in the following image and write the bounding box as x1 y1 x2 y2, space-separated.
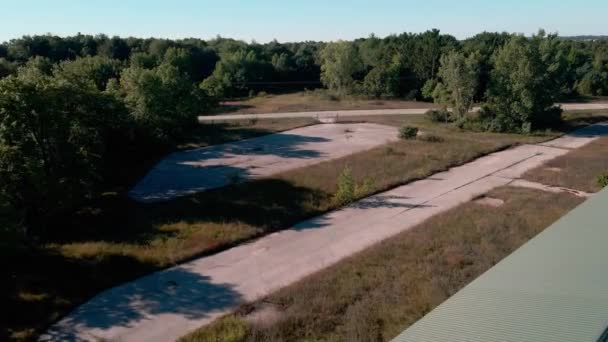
6 112 602 341
181 187 584 342
523 137 608 193
215 91 435 115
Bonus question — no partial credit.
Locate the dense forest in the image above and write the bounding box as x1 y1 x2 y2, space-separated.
1 29 608 237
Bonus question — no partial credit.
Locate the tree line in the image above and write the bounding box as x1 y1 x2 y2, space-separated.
1 30 607 236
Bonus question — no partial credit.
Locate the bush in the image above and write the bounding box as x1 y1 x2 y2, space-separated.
425 109 452 123
597 173 608 188
332 166 375 206
399 126 418 140
333 166 355 205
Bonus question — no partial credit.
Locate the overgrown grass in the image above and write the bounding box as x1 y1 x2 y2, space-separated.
212 90 435 115
4 112 604 341
181 187 584 342
523 137 608 193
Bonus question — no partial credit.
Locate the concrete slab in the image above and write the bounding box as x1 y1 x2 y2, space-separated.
41 123 608 342
197 103 608 122
129 123 398 202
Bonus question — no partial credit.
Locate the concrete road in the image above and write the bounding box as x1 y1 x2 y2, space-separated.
129 123 398 202
198 103 608 122
41 123 608 342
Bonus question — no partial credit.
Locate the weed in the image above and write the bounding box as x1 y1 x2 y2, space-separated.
333 166 356 205
398 126 418 140
597 172 608 188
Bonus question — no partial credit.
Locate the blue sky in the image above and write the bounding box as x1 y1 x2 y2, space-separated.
2 0 606 43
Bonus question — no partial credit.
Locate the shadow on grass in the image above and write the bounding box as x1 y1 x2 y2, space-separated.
2 244 242 341
49 178 330 245
1 247 157 341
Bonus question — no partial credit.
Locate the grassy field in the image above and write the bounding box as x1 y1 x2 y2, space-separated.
181 187 584 342
212 91 435 115
523 136 608 193
3 112 605 341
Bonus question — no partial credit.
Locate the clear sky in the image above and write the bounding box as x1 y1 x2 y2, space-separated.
2 0 606 43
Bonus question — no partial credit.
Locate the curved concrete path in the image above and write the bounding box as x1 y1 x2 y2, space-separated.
129 123 398 202
198 103 608 121
41 123 608 342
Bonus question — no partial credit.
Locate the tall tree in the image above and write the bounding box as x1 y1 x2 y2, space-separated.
432 51 480 119
319 41 363 94
484 33 564 132
0 67 125 233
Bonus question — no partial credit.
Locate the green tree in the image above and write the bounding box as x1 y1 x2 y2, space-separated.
118 63 210 140
54 55 123 91
0 58 18 78
432 51 480 119
319 41 363 94
484 33 564 132
362 62 401 97
201 49 272 98
0 68 125 234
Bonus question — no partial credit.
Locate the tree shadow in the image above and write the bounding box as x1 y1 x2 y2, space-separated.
565 121 608 137
50 178 330 245
40 264 241 341
129 132 330 203
292 195 433 230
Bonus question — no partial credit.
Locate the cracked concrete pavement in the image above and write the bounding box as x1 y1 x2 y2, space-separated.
129 123 398 202
42 122 608 342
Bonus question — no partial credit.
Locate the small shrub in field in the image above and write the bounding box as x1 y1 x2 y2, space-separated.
597 173 608 188
333 166 355 205
332 166 375 205
425 109 452 123
419 134 444 143
248 117 259 126
399 126 418 140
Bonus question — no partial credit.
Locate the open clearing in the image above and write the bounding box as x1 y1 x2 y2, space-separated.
183 187 584 342
8 113 605 341
42 122 608 342
213 92 435 115
130 123 398 202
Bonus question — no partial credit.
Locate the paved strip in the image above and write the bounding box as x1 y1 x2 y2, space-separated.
41 123 608 342
198 103 608 121
129 123 398 202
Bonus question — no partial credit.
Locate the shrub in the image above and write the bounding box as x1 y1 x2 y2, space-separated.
332 166 376 206
333 166 355 205
398 126 418 140
597 173 608 188
425 109 452 123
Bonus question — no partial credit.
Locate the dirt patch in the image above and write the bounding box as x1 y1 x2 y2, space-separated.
474 196 505 207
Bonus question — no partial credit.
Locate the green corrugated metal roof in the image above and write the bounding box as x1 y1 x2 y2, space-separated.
393 187 608 342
